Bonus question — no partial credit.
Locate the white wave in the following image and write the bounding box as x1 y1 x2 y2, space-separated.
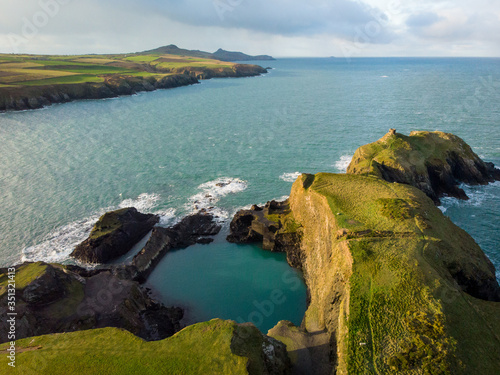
275 195 290 202
334 154 353 173
439 181 500 210
21 215 97 264
187 177 248 220
22 192 166 265
157 208 177 225
279 172 301 182
119 193 160 212
380 75 389 78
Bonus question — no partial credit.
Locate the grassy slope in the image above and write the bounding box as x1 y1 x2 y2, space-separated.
292 173 500 374
0 320 254 375
0 262 47 296
0 52 237 87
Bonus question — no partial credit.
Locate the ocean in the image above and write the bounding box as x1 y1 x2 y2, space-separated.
0 57 499 330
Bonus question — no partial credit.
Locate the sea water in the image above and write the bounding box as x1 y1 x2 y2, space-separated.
0 58 499 330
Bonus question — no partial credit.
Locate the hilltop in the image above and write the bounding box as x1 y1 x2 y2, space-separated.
142 44 275 61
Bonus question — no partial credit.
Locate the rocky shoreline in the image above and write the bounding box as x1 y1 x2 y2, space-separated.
1 130 499 374
0 64 267 113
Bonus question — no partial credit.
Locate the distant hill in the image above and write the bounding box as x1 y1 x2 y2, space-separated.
142 45 275 62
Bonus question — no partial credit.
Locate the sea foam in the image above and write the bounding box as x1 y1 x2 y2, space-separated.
334 155 353 173
279 172 301 182
187 177 248 221
22 192 164 265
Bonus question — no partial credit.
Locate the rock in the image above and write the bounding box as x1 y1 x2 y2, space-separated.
71 207 159 264
0 262 182 342
227 200 302 268
347 130 500 204
132 213 221 281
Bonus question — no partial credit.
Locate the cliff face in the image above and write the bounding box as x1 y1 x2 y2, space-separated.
0 74 200 112
284 173 500 374
347 130 500 204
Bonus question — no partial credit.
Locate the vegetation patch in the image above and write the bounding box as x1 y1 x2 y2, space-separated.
0 262 47 295
0 320 259 375
377 198 412 221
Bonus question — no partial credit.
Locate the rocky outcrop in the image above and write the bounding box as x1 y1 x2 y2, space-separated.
227 200 302 268
131 212 221 282
71 207 159 264
347 130 500 204
0 262 182 343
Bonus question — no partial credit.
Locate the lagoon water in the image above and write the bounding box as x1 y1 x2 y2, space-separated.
0 58 499 329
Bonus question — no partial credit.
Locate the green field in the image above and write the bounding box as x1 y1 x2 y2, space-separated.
0 52 237 87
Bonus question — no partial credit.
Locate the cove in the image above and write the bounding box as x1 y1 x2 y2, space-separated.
146 235 307 333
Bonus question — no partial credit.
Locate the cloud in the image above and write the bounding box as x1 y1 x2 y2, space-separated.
0 0 498 56
406 12 442 28
150 0 395 43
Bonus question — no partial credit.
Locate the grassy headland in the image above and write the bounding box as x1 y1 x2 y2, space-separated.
283 172 500 374
0 47 267 111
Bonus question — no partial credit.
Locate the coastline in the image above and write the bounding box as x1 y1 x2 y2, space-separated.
0 64 267 113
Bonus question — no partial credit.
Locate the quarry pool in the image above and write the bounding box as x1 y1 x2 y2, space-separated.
146 233 307 333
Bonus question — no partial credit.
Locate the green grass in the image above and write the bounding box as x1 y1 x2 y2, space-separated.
19 74 104 86
347 131 479 179
0 320 264 375
0 51 240 90
0 262 47 296
88 208 128 239
296 173 500 374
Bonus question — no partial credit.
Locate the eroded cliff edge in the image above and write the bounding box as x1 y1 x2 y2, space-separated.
230 173 500 374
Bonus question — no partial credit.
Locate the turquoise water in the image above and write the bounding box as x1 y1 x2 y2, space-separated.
0 58 499 327
146 234 306 332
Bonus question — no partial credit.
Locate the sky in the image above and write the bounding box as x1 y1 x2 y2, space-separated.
0 0 499 57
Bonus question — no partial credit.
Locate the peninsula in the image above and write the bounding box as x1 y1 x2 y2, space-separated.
0 45 269 112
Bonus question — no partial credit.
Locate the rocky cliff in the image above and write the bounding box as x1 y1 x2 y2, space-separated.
0 262 182 342
0 74 200 112
346 130 500 204
230 172 500 374
0 64 267 112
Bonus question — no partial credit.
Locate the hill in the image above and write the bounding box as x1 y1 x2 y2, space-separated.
142 44 274 61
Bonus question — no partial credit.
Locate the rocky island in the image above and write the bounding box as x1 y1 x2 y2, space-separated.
1 130 499 374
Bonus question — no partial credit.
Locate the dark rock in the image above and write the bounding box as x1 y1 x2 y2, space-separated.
22 265 70 305
71 207 159 264
227 200 303 269
132 213 221 281
0 262 183 342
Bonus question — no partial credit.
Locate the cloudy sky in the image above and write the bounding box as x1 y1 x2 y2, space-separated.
1 0 499 57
